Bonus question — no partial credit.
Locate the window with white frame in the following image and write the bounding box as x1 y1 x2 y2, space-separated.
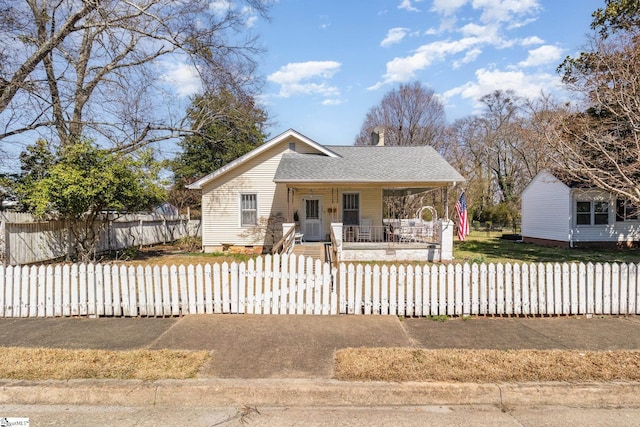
616 199 639 222
342 193 359 225
576 200 609 225
240 194 257 226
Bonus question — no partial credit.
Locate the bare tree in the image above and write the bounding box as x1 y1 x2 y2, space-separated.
355 81 447 149
553 23 640 205
445 90 560 225
0 0 271 152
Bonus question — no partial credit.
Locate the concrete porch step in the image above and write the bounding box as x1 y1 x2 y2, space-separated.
291 242 327 262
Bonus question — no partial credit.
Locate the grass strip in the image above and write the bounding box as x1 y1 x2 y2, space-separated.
0 348 210 380
335 348 640 382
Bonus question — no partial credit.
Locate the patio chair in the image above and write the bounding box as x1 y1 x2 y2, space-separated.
358 218 372 241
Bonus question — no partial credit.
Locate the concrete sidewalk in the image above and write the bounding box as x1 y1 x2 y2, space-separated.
1 315 640 414
0 315 639 379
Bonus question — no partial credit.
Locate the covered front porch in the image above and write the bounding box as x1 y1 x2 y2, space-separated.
282 184 456 262
329 220 453 263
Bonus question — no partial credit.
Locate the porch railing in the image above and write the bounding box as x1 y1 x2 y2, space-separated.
342 223 439 244
272 225 296 255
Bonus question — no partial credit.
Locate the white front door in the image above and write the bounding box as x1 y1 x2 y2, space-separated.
302 197 323 241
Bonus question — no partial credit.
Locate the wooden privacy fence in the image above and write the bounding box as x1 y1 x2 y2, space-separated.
1 214 201 265
0 255 639 318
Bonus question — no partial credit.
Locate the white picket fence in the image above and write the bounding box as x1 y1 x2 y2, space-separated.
0 255 639 318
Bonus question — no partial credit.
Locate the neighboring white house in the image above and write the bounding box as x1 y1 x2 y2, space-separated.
521 170 640 247
187 128 465 259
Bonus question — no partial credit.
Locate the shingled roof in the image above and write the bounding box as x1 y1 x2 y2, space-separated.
274 145 465 184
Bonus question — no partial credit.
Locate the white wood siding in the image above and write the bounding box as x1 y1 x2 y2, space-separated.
572 190 640 243
573 222 640 243
354 188 383 226
521 171 571 242
201 144 278 249
201 136 326 250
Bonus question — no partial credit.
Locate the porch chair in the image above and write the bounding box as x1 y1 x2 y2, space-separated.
358 218 372 241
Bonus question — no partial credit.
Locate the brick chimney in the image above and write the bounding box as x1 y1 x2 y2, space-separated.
371 126 385 146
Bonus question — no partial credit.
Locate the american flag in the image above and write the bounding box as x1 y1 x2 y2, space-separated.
455 192 470 241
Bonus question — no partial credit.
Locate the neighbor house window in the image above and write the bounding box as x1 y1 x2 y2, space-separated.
616 199 639 222
594 201 609 224
241 194 257 226
576 200 609 225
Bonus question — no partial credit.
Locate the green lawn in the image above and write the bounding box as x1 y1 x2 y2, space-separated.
455 231 640 264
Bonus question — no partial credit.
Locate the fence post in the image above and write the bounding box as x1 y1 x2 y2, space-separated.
330 223 343 261
3 220 9 266
66 220 74 261
439 220 454 261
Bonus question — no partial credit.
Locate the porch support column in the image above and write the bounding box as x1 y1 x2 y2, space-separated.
444 186 449 220
287 187 295 222
439 219 454 261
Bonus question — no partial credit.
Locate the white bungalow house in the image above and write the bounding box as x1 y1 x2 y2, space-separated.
187 129 465 261
521 170 640 247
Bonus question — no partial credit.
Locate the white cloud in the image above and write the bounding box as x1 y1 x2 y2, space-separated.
161 62 202 98
372 0 546 91
268 61 342 98
453 48 482 68
322 98 343 106
518 45 563 67
520 36 544 46
398 0 420 12
459 22 504 45
425 15 459 35
444 67 561 110
370 37 482 88
209 0 232 15
319 15 331 30
431 0 469 15
381 27 409 47
472 0 542 24
242 6 258 27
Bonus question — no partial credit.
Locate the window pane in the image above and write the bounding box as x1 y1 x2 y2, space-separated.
576 201 591 225
241 194 257 226
342 193 359 225
617 199 626 222
242 210 257 225
594 201 609 225
577 202 590 213
617 199 638 221
343 193 359 210
306 199 319 219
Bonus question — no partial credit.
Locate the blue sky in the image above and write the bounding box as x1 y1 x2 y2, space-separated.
0 0 606 173
250 0 605 145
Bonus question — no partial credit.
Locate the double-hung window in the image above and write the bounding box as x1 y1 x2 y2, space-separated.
576 201 609 225
241 194 257 226
616 199 639 222
342 193 359 225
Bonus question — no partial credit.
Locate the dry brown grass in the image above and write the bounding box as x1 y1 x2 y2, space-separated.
0 348 210 380
335 348 640 383
105 245 253 267
3 347 639 382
